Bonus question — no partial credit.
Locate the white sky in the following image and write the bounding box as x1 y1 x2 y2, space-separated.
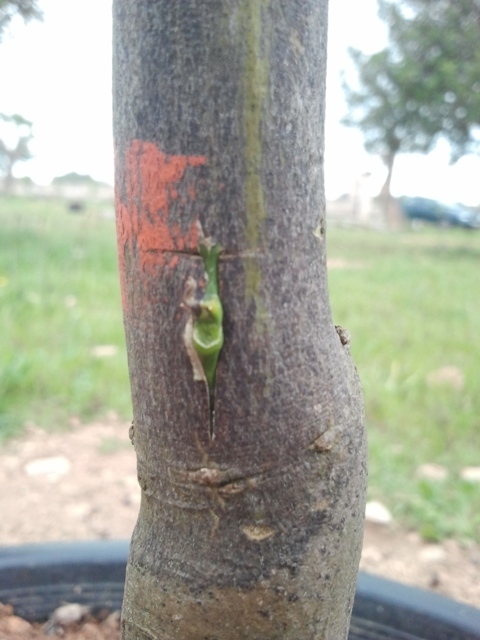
1 0 480 205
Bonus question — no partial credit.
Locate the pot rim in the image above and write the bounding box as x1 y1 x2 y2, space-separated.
0 540 479 639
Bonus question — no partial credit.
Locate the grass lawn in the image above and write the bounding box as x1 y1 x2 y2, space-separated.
327 226 480 541
1 195 479 541
0 195 130 437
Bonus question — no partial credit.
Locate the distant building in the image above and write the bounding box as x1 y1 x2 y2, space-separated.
1 173 113 201
326 172 383 226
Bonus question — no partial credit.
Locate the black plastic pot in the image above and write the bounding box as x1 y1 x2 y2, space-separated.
0 541 479 639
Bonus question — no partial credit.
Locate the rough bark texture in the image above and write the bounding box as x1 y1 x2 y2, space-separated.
113 1 367 638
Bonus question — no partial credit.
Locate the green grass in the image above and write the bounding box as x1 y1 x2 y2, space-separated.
1 195 479 541
327 226 480 541
0 195 130 438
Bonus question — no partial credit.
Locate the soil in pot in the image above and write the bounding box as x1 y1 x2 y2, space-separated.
0 602 121 640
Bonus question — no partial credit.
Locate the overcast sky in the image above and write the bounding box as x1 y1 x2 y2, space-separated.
1 0 479 205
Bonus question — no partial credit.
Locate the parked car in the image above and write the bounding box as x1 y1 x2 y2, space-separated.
443 203 480 229
399 196 480 229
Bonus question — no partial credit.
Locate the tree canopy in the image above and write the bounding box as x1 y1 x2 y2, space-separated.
378 0 480 160
0 0 42 40
342 47 437 162
343 0 480 178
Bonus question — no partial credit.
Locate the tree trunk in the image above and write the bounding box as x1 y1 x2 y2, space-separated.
113 2 367 639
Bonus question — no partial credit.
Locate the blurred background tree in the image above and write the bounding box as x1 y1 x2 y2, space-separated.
0 0 42 40
378 0 480 160
342 47 437 224
343 0 480 221
0 0 42 191
0 113 33 192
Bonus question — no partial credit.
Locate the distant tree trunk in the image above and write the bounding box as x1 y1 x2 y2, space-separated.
113 2 367 639
2 161 14 194
0 150 16 194
380 150 403 228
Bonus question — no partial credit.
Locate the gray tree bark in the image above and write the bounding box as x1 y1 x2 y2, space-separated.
113 2 367 638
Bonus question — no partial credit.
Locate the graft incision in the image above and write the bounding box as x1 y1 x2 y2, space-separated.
182 237 224 439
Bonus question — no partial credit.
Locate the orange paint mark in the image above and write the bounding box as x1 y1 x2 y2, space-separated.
115 140 207 312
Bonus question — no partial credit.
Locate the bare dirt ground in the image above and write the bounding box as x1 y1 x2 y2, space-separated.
1 416 479 613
